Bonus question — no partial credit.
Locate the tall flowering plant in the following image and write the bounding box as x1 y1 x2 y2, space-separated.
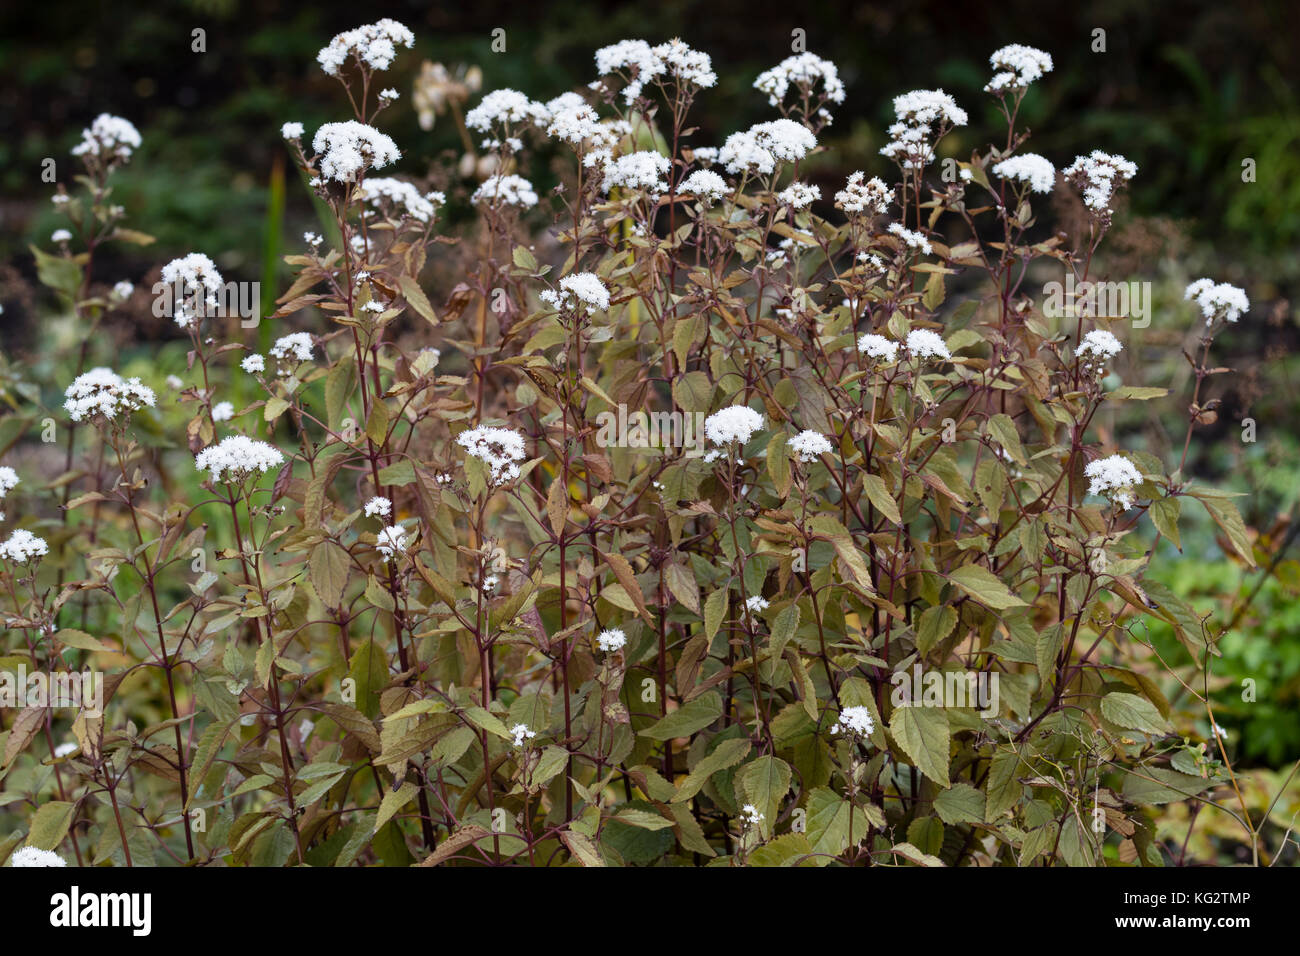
2 25 1282 868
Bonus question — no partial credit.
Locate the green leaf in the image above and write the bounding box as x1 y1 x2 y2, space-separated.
863 473 902 525
934 783 986 824
737 755 792 839
987 413 1026 465
1193 492 1256 567
1149 496 1181 550
948 564 1027 610
640 691 722 740
673 738 751 803
399 274 438 324
672 371 712 414
890 705 951 786
1100 692 1170 735
915 605 957 656
310 540 350 608
1106 386 1169 401
805 787 873 857
704 586 727 639
27 801 76 851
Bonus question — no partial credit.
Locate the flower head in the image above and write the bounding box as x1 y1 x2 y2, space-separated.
1076 329 1124 371
64 367 156 423
471 174 538 209
905 329 952 362
679 169 729 205
0 529 48 564
71 113 141 165
597 628 627 653
9 846 66 867
718 119 817 176
312 121 400 182
270 332 315 366
992 153 1056 194
754 52 845 110
745 595 770 614
457 426 527 485
540 272 610 314
888 223 932 255
1063 151 1138 220
241 354 266 374
857 333 900 363
211 401 235 422
789 430 833 463
195 435 285 483
510 723 537 749
360 177 439 222
376 524 407 558
704 405 763 446
777 181 820 209
601 150 671 195
831 705 876 738
0 467 20 498
364 496 392 518
317 19 415 76
1185 278 1249 325
1084 454 1143 510
835 171 891 216
985 44 1054 93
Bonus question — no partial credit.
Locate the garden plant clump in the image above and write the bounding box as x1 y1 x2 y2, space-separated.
2 22 1285 868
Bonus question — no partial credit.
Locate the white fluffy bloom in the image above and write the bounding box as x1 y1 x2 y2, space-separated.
112 280 134 299
745 595 770 614
270 332 314 365
777 181 820 209
70 113 141 164
51 229 72 243
282 122 304 140
594 39 715 104
364 496 392 518
754 52 846 108
597 628 627 653
360 177 438 222
510 723 537 749
64 367 156 422
905 329 952 361
719 119 817 175
985 44 1054 93
857 333 900 362
679 169 729 205
9 846 66 867
992 153 1056 193
546 96 612 149
691 146 718 166
540 272 610 314
1084 454 1143 510
53 742 78 758
0 529 48 563
789 430 833 462
466 89 550 135
311 121 400 182
1185 278 1249 325
471 174 538 209
457 426 527 485
0 467 18 498
1076 329 1124 367
162 252 224 327
1063 151 1138 215
602 150 671 195
195 435 285 483
888 223 932 255
740 804 764 827
211 401 235 422
241 354 265 374
880 89 967 169
830 705 876 738
835 171 890 216
704 405 763 446
376 524 407 557
317 19 415 76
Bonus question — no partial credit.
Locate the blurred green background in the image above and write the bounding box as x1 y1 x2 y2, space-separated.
2 0 1299 775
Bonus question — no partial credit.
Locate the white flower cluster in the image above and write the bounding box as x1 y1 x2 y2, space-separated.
64 367 156 422
364 496 392 518
745 595 770 614
510 723 537 749
195 435 285 483
1063 151 1138 215
1084 454 1143 510
162 252 224 328
888 223 932 255
789 430 833 462
718 119 817 176
905 328 952 361
857 333 900 362
777 181 820 209
1076 329 1124 372
282 121 304 140
594 38 716 104
360 177 441 223
71 113 142 164
834 171 890 216
0 466 18 500
270 332 314 367
1185 278 1249 325
212 401 235 422
242 354 266 374
0 529 49 564
597 628 627 653
985 44 1054 93
545 94 627 161
317 19 415 76
52 229 72 243
740 804 764 827
831 705 876 738
457 426 527 485
601 150 671 195
466 88 550 142
880 89 967 169
992 153 1056 194
113 280 133 299
376 524 407 557
754 52 846 110
704 405 763 446
679 169 729 205
471 174 538 209
540 272 610 314
312 121 400 183
9 846 66 867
